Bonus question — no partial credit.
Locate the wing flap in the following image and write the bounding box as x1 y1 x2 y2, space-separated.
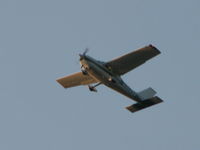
105 45 160 75
56 72 98 88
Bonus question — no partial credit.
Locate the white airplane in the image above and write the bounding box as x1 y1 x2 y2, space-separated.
56 45 163 113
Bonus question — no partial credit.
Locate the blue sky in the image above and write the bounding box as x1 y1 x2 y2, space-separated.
1 0 200 149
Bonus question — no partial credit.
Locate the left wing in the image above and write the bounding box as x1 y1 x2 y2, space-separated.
56 72 98 88
105 45 160 75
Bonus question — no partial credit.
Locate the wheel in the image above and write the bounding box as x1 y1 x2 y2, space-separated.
81 69 87 75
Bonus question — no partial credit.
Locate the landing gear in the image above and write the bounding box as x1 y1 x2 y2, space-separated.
81 69 88 75
81 65 88 75
88 85 97 92
88 82 101 92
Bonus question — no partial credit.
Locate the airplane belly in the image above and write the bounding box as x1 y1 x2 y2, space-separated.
86 62 141 102
105 81 141 102
86 62 110 83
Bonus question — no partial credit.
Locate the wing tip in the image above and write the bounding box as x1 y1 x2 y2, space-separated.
149 44 161 54
56 78 67 88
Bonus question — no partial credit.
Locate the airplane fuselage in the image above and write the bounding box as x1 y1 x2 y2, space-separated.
80 56 142 102
57 45 163 113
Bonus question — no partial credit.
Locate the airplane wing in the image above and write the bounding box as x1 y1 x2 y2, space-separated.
105 45 160 75
56 72 98 88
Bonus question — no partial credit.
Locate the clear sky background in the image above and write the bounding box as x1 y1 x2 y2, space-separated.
1 0 200 150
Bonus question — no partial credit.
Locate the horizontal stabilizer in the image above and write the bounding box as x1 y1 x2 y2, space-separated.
126 96 163 113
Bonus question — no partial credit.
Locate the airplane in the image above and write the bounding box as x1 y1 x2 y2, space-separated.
56 45 163 113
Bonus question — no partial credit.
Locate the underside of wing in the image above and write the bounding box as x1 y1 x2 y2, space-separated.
56 72 98 88
105 45 161 75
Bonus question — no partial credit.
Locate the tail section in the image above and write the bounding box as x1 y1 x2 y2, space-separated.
137 87 156 100
126 96 163 113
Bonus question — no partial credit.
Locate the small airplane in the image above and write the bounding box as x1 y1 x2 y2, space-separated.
56 45 163 113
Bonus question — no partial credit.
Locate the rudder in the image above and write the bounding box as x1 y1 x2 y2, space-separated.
137 87 156 100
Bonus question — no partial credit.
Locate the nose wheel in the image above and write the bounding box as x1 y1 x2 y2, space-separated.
81 69 88 75
81 65 88 75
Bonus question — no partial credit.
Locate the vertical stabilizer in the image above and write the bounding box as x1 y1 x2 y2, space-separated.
138 87 156 100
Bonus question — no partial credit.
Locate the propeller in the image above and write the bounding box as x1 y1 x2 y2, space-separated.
79 48 89 61
83 47 89 56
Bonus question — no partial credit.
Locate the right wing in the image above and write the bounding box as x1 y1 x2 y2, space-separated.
56 72 98 88
105 45 160 75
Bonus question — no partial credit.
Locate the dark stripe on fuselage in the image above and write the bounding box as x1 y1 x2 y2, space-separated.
85 56 114 77
83 56 142 102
